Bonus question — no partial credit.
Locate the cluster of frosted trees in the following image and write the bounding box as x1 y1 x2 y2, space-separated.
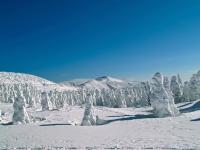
182 71 200 101
80 72 180 126
0 83 41 106
5 71 200 125
0 82 150 110
35 85 150 111
82 85 150 108
9 72 180 125
170 75 184 103
2 71 200 111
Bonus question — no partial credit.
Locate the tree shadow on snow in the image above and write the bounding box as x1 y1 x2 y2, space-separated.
191 118 200 122
179 101 200 113
1 122 13 126
39 123 71 126
107 114 135 118
177 102 193 108
100 114 155 125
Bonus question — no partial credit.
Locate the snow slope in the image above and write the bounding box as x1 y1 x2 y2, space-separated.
0 100 200 149
0 72 77 109
0 72 76 91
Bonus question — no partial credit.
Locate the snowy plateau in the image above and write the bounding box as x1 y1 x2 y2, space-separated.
0 71 200 149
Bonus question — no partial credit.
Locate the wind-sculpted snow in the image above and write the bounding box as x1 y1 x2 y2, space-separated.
150 73 179 117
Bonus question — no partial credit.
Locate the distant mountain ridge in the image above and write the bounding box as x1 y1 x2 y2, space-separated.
61 76 143 90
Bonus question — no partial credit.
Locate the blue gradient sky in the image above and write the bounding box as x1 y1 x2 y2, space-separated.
0 0 200 82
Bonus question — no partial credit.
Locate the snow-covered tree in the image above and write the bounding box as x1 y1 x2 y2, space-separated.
12 90 30 124
41 92 53 111
115 89 127 108
81 94 96 126
182 81 190 102
170 75 183 103
183 71 200 101
149 72 179 117
0 109 2 122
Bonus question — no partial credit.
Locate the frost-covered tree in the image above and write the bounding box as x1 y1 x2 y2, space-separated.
81 94 96 126
12 90 30 124
0 109 1 116
184 70 200 101
182 81 190 102
115 89 127 108
41 92 53 111
0 109 2 122
170 75 183 103
164 76 180 114
149 72 179 117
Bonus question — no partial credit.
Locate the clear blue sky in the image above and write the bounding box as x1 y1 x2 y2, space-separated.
0 0 200 82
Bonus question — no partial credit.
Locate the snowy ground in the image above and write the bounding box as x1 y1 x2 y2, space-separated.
0 101 200 149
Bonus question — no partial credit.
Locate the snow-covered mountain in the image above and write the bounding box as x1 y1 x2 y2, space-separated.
79 76 127 90
60 78 90 87
0 72 76 105
61 76 142 90
0 72 52 84
0 72 76 91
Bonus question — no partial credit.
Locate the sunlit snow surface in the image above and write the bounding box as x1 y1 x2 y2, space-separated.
0 101 200 149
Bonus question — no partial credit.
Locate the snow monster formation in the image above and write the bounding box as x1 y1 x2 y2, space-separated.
41 92 53 111
170 75 184 103
12 90 30 124
149 72 179 117
81 94 96 126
